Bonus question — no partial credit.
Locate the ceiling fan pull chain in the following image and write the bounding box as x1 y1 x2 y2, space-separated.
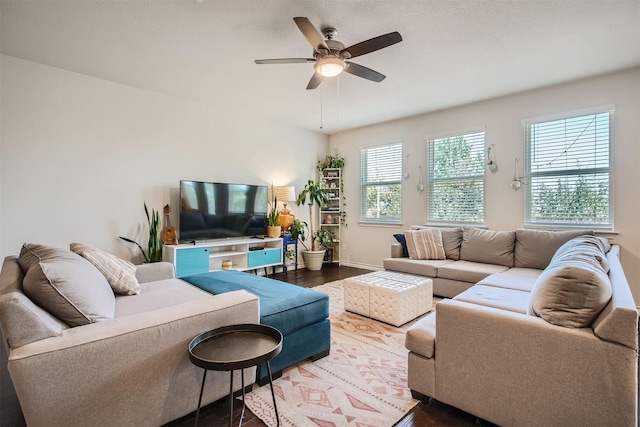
336 75 340 133
319 85 323 130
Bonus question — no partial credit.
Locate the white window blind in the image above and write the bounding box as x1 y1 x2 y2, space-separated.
426 132 485 224
360 143 402 222
524 110 612 228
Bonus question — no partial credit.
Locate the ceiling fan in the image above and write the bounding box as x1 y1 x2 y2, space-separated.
255 17 402 90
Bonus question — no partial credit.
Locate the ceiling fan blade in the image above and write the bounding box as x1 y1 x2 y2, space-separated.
255 58 315 64
294 17 329 52
344 31 402 59
344 62 386 82
306 72 324 90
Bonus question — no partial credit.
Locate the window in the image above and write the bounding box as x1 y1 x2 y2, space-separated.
360 143 403 222
426 131 485 224
524 108 612 228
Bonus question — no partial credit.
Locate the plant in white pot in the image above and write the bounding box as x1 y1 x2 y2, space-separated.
296 180 330 270
266 184 281 238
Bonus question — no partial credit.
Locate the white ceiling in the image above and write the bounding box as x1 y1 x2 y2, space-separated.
2 0 639 134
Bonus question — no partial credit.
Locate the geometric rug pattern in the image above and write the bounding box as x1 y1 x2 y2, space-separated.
244 279 437 427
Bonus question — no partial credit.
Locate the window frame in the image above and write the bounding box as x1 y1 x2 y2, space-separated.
523 105 614 229
359 142 403 224
425 130 486 226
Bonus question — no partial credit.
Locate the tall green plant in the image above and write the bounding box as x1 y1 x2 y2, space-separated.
267 183 280 226
119 202 162 263
145 203 162 262
296 180 329 251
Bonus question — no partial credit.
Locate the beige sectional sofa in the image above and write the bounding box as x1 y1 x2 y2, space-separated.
0 244 260 427
384 227 638 426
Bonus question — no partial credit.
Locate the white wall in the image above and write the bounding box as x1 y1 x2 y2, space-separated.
0 55 328 263
330 67 640 301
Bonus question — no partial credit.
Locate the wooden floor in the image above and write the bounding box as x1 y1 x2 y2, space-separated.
0 265 485 427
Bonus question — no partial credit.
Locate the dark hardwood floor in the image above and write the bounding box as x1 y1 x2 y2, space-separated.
0 265 486 427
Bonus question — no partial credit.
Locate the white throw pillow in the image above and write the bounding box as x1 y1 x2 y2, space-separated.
70 243 140 295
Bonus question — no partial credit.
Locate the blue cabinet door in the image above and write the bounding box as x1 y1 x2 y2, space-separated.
175 247 209 278
247 248 281 268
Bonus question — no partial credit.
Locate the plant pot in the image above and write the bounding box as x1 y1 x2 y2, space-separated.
302 250 326 271
267 225 281 238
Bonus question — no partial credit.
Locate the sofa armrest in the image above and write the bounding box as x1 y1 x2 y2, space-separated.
8 289 259 426
135 261 175 283
434 299 637 427
391 242 404 258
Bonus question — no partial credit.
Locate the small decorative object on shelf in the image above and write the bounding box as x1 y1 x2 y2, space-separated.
222 260 232 270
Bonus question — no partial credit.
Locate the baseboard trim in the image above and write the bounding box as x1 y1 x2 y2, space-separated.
338 260 382 271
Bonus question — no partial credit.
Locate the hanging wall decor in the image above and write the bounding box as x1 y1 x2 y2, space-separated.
486 145 498 173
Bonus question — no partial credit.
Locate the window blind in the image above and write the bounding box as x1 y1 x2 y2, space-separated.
360 143 402 222
426 132 485 224
525 111 612 228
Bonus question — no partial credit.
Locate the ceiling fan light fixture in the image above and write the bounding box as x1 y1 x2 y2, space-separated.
315 57 345 77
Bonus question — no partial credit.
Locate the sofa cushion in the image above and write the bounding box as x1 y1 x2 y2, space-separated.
453 285 530 314
528 236 612 328
393 234 409 257
405 313 436 358
404 229 446 260
476 268 542 292
514 229 594 269
383 257 454 277
18 243 116 327
460 228 515 267
70 243 140 295
437 260 509 283
114 278 211 317
411 226 463 260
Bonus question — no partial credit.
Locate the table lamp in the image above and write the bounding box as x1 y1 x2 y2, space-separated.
275 186 296 231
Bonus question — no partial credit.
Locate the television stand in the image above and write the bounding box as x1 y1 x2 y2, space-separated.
163 237 283 278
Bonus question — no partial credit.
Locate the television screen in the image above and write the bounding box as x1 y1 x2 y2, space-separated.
179 180 268 241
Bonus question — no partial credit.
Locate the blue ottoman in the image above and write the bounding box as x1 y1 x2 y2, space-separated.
182 270 331 385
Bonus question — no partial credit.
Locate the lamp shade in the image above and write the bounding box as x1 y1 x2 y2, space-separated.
275 186 296 231
275 186 296 203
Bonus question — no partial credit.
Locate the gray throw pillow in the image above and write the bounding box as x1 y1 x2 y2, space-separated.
514 229 594 269
459 228 516 267
528 236 612 328
19 243 115 327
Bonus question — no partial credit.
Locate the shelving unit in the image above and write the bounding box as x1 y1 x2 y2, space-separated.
319 167 343 265
163 237 283 278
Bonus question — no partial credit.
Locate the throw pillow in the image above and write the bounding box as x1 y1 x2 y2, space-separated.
528 236 612 328
18 243 115 327
70 242 140 295
393 233 409 258
404 229 446 260
410 226 463 260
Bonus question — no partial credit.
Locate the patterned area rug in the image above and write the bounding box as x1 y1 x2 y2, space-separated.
244 279 438 427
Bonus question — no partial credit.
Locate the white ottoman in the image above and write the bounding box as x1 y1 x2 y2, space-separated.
344 271 433 326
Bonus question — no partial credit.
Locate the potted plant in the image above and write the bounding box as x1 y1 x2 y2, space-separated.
266 184 281 238
119 202 162 263
296 180 329 270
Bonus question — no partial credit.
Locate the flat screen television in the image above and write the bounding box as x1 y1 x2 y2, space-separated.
179 180 268 241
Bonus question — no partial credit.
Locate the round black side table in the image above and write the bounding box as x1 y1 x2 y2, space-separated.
188 324 282 427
